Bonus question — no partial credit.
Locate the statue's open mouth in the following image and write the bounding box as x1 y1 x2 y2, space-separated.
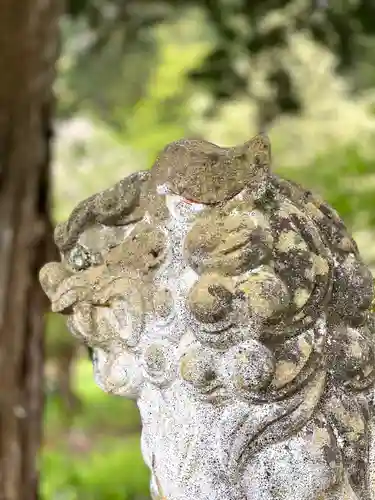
52 286 87 313
51 275 122 313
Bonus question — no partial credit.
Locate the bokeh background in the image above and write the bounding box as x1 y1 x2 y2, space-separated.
8 0 375 499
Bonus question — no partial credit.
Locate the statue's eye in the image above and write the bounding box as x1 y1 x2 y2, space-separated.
68 246 91 270
166 194 205 221
68 245 102 271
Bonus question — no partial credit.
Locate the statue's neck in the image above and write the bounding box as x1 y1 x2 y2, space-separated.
137 381 220 466
138 380 220 426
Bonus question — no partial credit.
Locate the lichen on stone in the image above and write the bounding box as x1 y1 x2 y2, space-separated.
40 134 375 500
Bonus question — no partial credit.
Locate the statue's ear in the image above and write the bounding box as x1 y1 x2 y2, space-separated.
249 133 271 168
235 134 271 170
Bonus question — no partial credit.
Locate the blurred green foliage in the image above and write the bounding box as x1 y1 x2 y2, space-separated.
63 0 375 125
45 357 141 435
41 435 149 500
278 145 375 233
43 359 148 499
45 313 75 358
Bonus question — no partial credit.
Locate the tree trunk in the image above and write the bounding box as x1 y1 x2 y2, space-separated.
0 1 62 498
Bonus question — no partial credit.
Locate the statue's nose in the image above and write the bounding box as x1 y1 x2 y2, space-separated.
39 262 91 313
39 262 72 303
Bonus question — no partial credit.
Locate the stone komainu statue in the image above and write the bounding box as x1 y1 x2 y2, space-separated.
40 135 375 500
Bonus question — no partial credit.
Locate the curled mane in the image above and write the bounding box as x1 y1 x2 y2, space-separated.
40 135 375 499
181 165 374 497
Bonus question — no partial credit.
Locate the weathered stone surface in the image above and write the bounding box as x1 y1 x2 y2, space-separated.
40 135 375 499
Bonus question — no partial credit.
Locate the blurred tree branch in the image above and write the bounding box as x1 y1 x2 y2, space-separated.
0 0 62 498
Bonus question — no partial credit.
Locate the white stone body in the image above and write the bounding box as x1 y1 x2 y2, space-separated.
40 136 375 500
89 196 361 500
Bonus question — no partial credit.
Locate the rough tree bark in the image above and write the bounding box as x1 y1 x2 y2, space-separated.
0 1 62 498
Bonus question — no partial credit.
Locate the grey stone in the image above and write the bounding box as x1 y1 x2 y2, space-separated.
40 134 375 499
